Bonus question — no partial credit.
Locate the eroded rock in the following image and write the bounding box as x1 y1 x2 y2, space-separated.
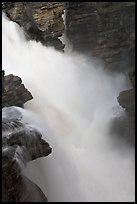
117 70 135 123
2 175 48 202
2 70 33 108
2 2 65 51
65 2 135 72
112 70 135 144
2 106 52 202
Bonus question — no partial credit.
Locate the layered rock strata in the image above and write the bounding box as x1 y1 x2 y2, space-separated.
2 2 65 51
65 2 135 72
65 2 135 143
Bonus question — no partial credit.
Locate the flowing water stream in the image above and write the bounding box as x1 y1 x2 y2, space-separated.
2 13 135 202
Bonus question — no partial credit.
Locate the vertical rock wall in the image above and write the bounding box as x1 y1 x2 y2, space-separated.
65 2 135 72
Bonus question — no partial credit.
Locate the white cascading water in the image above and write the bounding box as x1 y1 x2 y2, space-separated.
2 13 135 202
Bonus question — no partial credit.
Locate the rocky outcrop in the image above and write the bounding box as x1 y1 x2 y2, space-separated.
109 70 135 144
117 70 135 126
2 2 65 51
66 3 135 143
118 89 135 120
2 106 52 202
65 2 135 72
2 69 52 202
2 70 33 108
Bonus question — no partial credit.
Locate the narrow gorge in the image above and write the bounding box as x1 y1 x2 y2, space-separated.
2 2 135 202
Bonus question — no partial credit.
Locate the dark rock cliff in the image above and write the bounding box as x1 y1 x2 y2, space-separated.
65 2 135 143
2 2 65 51
2 106 52 202
65 2 135 72
109 69 135 144
2 175 48 202
2 71 52 202
2 70 33 108
118 70 135 119
117 70 135 142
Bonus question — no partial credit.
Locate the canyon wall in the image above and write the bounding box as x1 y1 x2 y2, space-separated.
65 2 135 72
65 2 135 143
2 2 65 51
2 2 135 201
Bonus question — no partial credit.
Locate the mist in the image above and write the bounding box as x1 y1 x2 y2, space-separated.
2 13 135 202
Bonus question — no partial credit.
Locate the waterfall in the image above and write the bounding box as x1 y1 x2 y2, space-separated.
2 13 135 202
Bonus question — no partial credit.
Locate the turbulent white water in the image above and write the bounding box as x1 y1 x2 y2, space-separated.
2 13 135 202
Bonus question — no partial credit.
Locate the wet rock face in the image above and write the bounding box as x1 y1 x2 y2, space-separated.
2 106 52 202
117 70 135 123
2 70 33 108
2 69 51 201
2 175 48 202
2 107 52 164
3 2 65 51
112 70 135 144
65 2 135 72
